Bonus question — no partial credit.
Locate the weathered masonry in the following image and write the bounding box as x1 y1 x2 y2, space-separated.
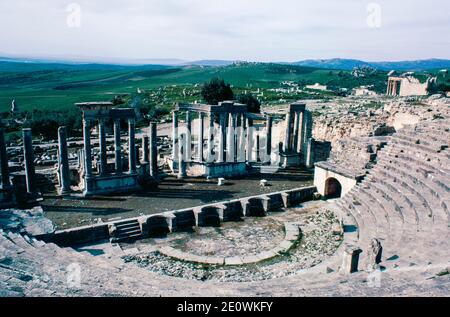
0 128 14 208
171 101 253 178
170 101 315 178
386 75 435 97
76 102 157 196
39 186 317 246
280 103 314 168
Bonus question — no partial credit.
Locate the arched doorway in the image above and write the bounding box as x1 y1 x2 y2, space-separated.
324 177 342 199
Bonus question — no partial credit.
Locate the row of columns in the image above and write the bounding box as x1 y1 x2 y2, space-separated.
83 118 137 181
284 110 309 154
386 79 400 96
1 120 159 198
0 128 36 195
172 111 270 165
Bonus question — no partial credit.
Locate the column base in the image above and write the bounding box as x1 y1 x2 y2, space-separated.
280 152 302 168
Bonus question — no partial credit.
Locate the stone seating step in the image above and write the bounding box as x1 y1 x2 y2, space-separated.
375 168 435 221
396 129 450 149
364 175 420 226
378 159 448 210
355 185 406 260
384 144 450 176
376 157 450 225
394 133 446 153
347 192 388 240
384 142 450 169
382 151 450 188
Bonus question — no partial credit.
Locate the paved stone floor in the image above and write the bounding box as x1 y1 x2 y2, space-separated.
41 170 313 230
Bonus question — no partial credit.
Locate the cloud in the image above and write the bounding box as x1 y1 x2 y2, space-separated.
0 0 449 61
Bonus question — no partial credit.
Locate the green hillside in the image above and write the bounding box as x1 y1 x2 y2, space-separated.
0 62 390 114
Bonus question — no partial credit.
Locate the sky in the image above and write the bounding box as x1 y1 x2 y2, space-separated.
0 0 449 63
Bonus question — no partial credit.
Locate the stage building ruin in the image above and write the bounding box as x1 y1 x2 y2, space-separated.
169 101 315 178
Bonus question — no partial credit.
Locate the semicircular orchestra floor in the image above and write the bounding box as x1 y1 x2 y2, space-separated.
105 200 343 283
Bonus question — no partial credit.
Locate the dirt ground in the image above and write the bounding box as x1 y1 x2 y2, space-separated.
41 169 313 230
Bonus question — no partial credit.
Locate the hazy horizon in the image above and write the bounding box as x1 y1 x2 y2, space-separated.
1 0 449 63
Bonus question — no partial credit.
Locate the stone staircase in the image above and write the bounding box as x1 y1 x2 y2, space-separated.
110 219 142 243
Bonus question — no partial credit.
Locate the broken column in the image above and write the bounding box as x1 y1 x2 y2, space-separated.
98 119 108 176
22 128 36 195
57 126 71 195
366 238 383 272
128 118 136 174
0 128 11 189
341 245 362 274
149 122 158 179
114 119 122 175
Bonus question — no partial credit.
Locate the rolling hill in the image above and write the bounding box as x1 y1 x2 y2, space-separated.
291 58 450 71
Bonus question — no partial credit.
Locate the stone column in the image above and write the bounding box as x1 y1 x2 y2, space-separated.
302 111 312 156
149 122 158 179
178 134 186 179
306 138 315 168
172 111 179 161
114 119 122 175
0 128 11 189
197 112 204 162
142 136 150 164
297 111 304 153
98 119 107 176
246 117 253 162
57 126 71 194
256 135 260 162
207 113 215 162
292 112 300 153
82 119 93 180
237 114 246 162
283 111 292 153
217 113 226 163
265 115 273 163
22 129 36 194
128 119 136 173
227 113 236 162
185 111 192 162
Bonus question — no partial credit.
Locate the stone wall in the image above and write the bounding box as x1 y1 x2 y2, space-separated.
41 186 317 247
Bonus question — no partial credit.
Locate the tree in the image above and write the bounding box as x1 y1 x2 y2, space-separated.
237 93 261 113
201 78 234 105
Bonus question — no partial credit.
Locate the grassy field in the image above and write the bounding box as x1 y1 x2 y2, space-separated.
0 62 390 113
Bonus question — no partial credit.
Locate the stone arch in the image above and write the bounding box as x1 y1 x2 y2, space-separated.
324 177 342 199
